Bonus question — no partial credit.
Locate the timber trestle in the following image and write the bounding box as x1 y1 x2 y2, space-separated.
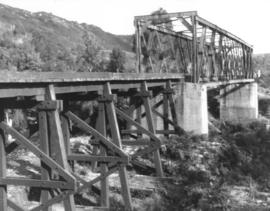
0 72 184 211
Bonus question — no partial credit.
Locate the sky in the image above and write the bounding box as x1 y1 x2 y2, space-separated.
0 0 268 54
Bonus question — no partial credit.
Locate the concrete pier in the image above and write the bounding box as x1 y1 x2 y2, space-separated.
220 82 258 123
175 82 208 135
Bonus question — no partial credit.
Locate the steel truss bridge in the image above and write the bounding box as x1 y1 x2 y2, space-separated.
0 11 254 211
134 11 253 83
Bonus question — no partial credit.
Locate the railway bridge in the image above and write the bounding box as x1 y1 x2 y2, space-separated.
0 11 257 211
134 10 257 134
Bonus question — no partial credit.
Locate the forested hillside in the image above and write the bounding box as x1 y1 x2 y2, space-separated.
0 3 134 72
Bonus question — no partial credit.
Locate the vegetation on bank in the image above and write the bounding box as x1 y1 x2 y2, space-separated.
108 120 270 211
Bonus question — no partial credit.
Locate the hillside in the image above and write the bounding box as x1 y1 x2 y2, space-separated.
0 3 134 72
0 4 133 51
254 54 270 88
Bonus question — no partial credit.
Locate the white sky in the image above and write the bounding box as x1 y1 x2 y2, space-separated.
0 0 269 54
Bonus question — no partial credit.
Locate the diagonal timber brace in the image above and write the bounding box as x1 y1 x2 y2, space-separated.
0 122 76 187
115 82 164 177
116 108 161 145
124 81 184 137
62 82 133 210
64 111 128 160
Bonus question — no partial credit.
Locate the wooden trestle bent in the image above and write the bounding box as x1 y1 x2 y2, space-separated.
0 72 184 211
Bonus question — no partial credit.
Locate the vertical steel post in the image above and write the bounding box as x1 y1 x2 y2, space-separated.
135 20 142 73
192 15 198 83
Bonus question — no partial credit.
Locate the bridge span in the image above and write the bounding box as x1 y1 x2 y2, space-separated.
134 10 257 134
0 10 258 211
134 11 253 82
0 72 184 211
0 71 258 211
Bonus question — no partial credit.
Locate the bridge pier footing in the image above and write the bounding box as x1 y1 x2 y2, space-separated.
220 82 258 123
175 82 208 135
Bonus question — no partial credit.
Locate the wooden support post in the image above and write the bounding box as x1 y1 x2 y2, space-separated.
38 110 52 211
61 113 74 171
103 82 132 211
45 85 76 211
134 94 143 139
141 81 163 177
61 101 71 157
96 102 109 207
125 96 136 139
163 86 169 139
0 108 7 211
91 124 100 172
136 103 142 138
166 81 181 134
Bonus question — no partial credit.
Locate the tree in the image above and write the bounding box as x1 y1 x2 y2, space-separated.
150 8 172 28
31 31 79 72
76 32 103 72
133 8 173 72
107 48 126 72
0 30 43 72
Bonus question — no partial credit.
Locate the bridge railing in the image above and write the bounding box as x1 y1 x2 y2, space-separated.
134 11 253 83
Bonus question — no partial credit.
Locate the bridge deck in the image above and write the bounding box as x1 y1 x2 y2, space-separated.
0 72 184 99
0 72 184 83
0 72 256 100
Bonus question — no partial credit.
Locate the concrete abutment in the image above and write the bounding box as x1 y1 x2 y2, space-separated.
174 82 258 135
219 82 258 123
175 82 208 135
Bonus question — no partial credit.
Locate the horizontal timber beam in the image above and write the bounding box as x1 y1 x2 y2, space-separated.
0 178 73 189
68 154 127 164
122 129 176 135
